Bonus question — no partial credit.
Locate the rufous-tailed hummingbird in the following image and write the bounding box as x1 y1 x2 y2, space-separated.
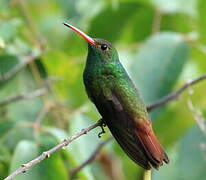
64 23 169 170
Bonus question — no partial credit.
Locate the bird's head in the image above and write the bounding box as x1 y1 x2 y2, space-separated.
63 23 118 62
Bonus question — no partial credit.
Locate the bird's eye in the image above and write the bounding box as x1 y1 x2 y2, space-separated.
100 44 108 51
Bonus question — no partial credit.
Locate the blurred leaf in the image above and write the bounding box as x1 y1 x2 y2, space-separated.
153 125 206 180
0 143 11 179
75 0 105 21
0 55 20 87
45 127 68 141
89 2 140 42
6 38 36 56
161 13 193 33
198 0 206 43
130 32 189 110
57 0 77 17
125 4 154 42
0 55 19 76
66 113 102 180
42 50 87 107
9 140 40 180
0 120 15 138
120 0 150 2
191 46 206 73
0 19 22 42
3 128 34 152
112 142 143 180
0 36 5 48
151 0 197 16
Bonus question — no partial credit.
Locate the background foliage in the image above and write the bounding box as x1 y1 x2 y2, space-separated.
0 0 206 179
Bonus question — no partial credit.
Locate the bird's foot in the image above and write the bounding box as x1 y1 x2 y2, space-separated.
98 119 106 138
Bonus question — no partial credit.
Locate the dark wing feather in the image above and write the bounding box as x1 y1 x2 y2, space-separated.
93 92 169 170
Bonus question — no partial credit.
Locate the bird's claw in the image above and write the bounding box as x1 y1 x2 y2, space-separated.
98 121 106 138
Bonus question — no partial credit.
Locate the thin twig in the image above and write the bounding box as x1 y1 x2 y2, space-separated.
0 55 39 83
0 88 47 107
70 137 113 178
147 74 206 112
4 120 103 180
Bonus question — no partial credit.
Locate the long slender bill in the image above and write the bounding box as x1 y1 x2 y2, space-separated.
63 23 96 45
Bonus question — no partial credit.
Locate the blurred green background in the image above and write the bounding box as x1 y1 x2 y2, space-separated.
0 0 206 179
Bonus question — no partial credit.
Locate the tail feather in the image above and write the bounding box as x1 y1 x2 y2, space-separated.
135 120 169 169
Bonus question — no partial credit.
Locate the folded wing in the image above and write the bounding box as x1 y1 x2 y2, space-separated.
93 92 169 169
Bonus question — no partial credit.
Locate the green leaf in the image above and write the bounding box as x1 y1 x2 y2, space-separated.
0 19 22 42
0 120 15 138
0 36 5 48
112 142 143 180
197 0 206 43
0 55 19 74
9 140 40 180
42 50 87 107
191 46 206 73
151 0 197 16
123 4 154 42
0 55 20 84
66 113 100 180
3 128 34 152
130 32 189 106
88 2 140 42
153 125 206 180
0 143 11 179
161 13 193 33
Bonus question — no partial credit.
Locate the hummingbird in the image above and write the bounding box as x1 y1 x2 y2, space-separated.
63 23 169 170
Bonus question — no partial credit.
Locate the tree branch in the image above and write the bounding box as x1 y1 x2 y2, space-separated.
0 88 47 107
147 74 206 112
4 120 103 180
70 137 113 178
4 74 206 180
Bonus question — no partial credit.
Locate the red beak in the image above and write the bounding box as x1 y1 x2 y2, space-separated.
63 23 96 45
